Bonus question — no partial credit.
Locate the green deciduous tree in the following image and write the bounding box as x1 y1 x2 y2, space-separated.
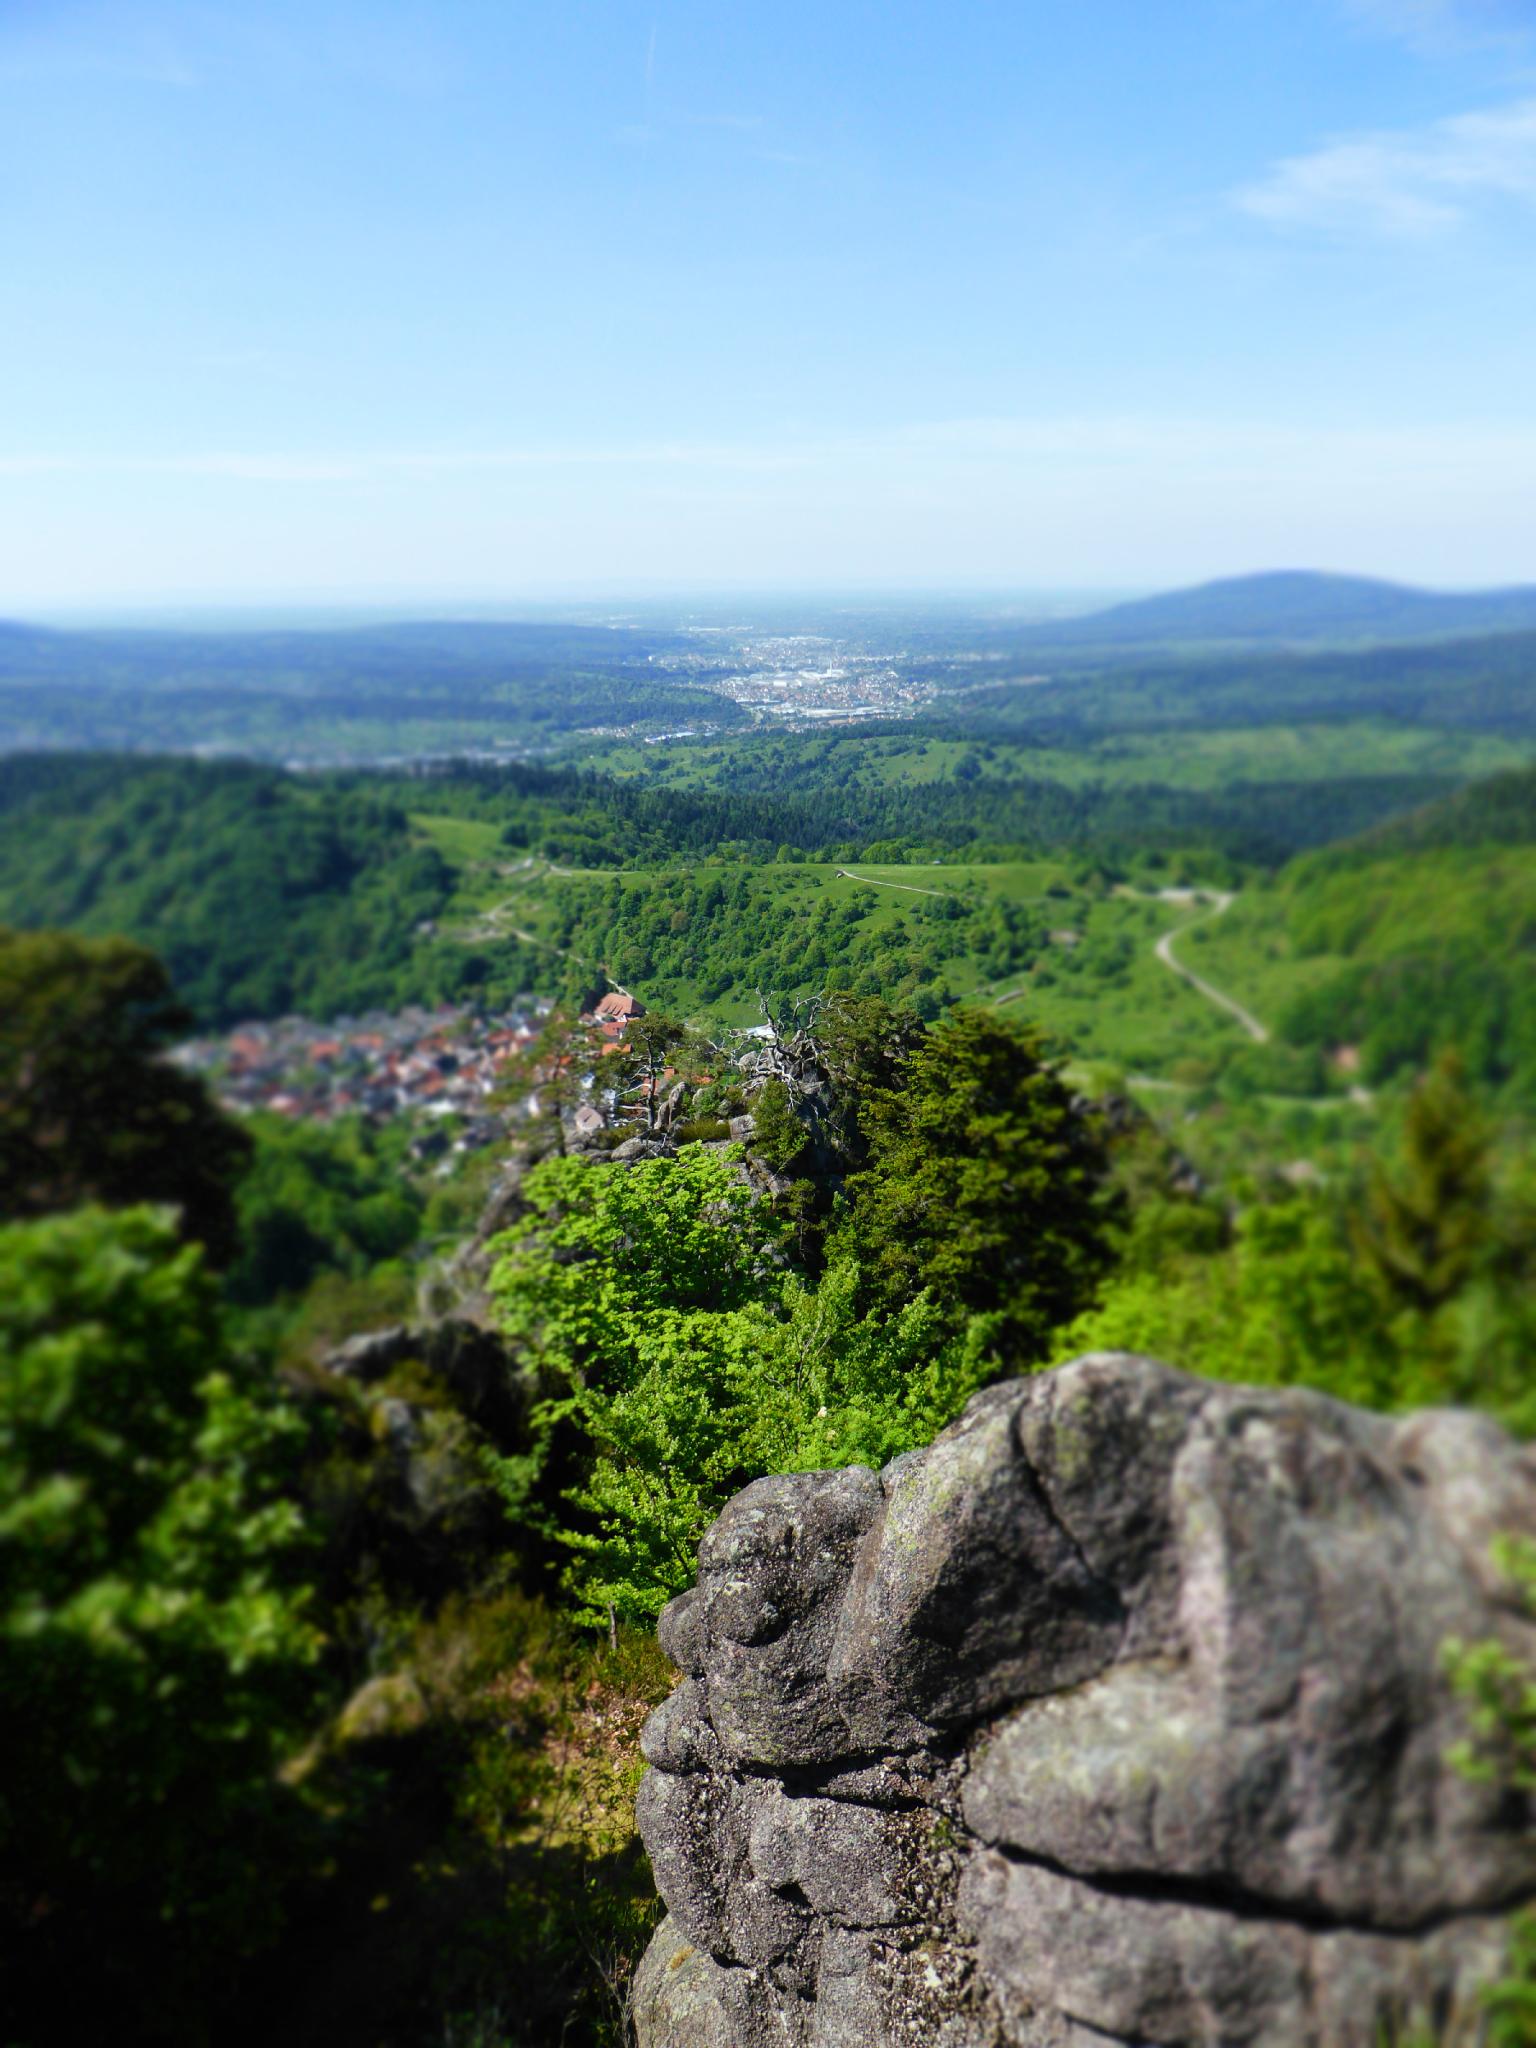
0 1205 321 2034
616 1009 693 1131
226 1112 423 1306
487 1149 992 1625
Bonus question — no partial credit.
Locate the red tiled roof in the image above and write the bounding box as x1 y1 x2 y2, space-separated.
594 992 643 1020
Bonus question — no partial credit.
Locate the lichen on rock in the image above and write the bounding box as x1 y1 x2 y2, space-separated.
631 1353 1536 2047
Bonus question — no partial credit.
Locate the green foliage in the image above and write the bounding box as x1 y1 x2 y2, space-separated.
750 1077 808 1170
1058 1192 1397 1405
750 1250 993 1476
1062 1065 1536 1431
487 1148 993 1625
487 1150 777 1624
0 1205 321 2029
1351 1056 1499 1313
0 758 461 1025
1445 1537 1536 1795
1442 1540 1536 2047
0 924 251 1262
674 1114 731 1143
228 1112 425 1306
843 1007 1118 1361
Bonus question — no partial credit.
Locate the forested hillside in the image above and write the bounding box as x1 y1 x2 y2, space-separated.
4 749 1533 1110
1195 768 1536 1099
0 756 460 1022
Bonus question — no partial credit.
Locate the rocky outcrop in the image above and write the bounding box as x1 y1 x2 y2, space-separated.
632 1354 1536 2047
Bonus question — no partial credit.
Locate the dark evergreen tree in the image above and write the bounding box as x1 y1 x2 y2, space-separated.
0 927 251 1264
841 1007 1119 1361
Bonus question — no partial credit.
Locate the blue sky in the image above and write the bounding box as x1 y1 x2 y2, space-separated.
2 0 1535 607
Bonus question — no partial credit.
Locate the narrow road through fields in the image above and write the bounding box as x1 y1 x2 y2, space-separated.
836 868 954 899
1152 892 1269 1044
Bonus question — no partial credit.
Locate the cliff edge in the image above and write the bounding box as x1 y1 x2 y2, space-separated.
631 1353 1536 2047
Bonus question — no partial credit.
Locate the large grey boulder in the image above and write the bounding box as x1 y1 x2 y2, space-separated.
632 1354 1536 2047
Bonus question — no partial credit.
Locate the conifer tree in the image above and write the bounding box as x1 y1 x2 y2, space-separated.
1352 1053 1496 1314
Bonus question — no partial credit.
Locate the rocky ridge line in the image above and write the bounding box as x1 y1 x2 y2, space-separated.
630 1353 1536 2047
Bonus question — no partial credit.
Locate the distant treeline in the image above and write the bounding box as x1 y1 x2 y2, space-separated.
0 618 746 751
926 630 1536 741
384 754 1452 868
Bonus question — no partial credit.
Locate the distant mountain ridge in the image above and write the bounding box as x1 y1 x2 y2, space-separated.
1023 571 1536 649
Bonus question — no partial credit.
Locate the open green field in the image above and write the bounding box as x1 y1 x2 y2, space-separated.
408 811 504 866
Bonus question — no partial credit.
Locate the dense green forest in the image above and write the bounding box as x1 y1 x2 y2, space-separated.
0 756 470 1022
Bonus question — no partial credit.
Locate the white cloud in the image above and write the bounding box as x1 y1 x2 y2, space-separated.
1235 96 1536 237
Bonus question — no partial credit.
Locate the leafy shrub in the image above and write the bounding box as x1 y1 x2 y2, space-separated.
0 1205 322 2035
749 1077 808 1169
487 1150 992 1625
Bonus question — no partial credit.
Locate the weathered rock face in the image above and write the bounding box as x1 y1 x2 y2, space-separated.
632 1354 1536 2048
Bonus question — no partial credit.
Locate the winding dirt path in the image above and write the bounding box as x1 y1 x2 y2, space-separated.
1152 892 1269 1045
836 868 954 899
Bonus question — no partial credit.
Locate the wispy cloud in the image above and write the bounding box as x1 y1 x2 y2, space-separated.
1343 0 1534 51
1235 96 1536 237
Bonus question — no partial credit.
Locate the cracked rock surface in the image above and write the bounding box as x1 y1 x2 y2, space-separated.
631 1354 1536 2047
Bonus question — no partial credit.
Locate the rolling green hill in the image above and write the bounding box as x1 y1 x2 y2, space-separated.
0 756 464 1024
1194 769 1536 1099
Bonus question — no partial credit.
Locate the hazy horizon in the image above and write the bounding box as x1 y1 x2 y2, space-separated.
15 564 1536 636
